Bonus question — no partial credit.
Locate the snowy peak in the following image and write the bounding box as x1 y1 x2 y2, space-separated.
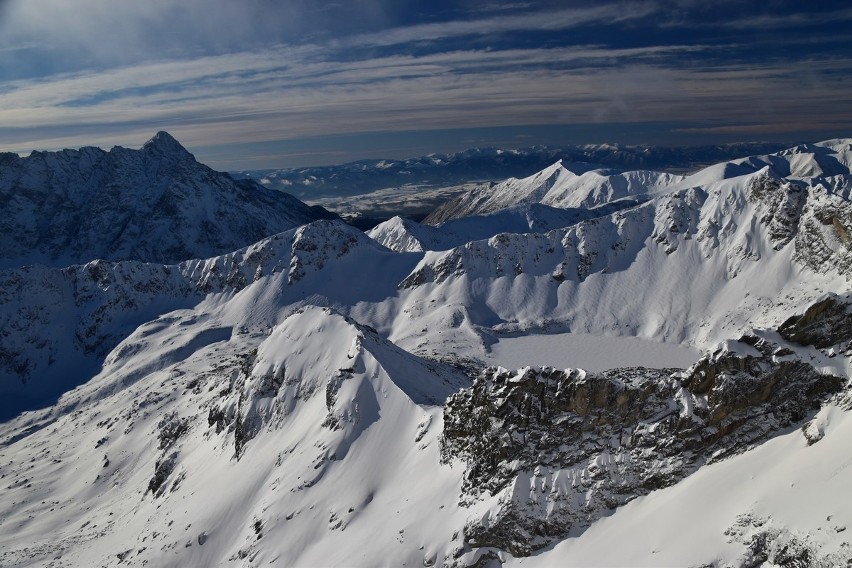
533 158 573 182
140 130 194 160
0 301 469 566
0 219 404 416
778 142 851 178
211 306 465 452
716 139 852 184
425 160 678 223
366 215 439 252
205 305 466 460
234 141 791 201
0 133 337 267
425 138 852 225
399 160 850 351
424 160 578 224
1 136 852 567
368 201 640 253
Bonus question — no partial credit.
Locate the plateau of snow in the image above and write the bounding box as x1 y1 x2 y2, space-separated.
484 332 701 372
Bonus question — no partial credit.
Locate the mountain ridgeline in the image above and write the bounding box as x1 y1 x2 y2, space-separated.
231 141 790 200
1 136 852 567
0 132 337 268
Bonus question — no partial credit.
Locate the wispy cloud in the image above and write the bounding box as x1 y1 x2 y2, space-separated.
3 45 850 156
0 43 746 134
338 2 659 48
0 0 849 167
718 6 852 30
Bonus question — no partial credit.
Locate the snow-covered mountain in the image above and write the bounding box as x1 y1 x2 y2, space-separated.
367 201 640 252
1 139 852 567
426 139 852 224
232 141 789 200
425 162 680 224
0 220 409 417
0 132 337 268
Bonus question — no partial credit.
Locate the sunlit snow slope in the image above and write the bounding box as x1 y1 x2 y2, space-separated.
1 138 852 567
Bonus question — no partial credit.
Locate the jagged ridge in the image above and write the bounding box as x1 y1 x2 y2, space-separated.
0 132 337 268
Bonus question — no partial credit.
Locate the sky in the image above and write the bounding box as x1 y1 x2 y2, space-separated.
0 0 851 169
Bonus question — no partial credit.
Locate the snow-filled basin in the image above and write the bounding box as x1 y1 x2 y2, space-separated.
485 333 701 372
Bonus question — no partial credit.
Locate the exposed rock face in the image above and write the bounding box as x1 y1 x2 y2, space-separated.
441 334 844 557
747 171 808 250
0 131 337 268
724 513 852 568
794 189 852 276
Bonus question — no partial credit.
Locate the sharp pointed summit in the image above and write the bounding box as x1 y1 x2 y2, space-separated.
141 130 194 159
0 133 338 267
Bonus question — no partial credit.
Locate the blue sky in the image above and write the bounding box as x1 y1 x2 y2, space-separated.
0 0 850 169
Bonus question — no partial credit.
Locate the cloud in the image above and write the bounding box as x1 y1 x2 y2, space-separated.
0 0 849 166
718 6 852 30
337 2 659 48
3 43 850 158
0 0 312 73
0 0 665 72
0 43 737 135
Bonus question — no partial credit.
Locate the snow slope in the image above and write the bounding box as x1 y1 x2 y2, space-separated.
1 138 852 567
0 306 474 567
5 142 851 414
1 301 848 567
426 139 852 224
0 220 420 418
425 161 681 223
394 156 852 362
0 132 336 268
367 201 640 252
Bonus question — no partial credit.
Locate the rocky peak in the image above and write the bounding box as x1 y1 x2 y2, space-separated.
140 131 195 161
0 132 337 268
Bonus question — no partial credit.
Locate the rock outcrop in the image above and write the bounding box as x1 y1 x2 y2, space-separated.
441 331 844 557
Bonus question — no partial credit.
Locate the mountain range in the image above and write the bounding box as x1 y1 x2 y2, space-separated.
231 141 790 200
0 132 336 268
1 135 851 567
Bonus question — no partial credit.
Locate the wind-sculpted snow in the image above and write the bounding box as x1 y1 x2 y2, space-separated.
0 132 336 268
